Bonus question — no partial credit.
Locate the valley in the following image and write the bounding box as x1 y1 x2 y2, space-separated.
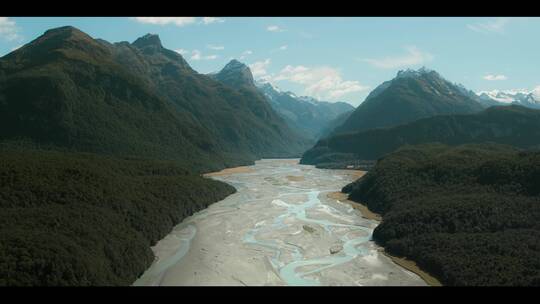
1 19 539 287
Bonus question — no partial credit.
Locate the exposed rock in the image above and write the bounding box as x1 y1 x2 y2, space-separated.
330 244 343 254
303 224 316 233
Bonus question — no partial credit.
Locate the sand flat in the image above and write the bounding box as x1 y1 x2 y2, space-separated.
203 166 254 177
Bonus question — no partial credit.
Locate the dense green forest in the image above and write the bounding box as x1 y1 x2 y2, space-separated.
302 105 540 168
342 143 540 286
0 146 235 286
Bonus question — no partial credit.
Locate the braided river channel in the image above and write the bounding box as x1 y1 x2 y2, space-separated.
133 159 426 286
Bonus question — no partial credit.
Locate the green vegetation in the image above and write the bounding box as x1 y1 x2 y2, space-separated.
0 146 235 286
302 105 540 168
343 143 540 286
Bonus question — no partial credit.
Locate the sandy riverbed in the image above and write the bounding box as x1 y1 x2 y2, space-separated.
133 159 427 286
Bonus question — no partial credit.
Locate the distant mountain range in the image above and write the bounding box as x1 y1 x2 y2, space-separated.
255 81 354 140
0 26 307 172
332 68 485 135
476 89 540 109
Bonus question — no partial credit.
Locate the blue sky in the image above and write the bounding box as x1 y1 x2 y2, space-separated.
1 17 539 106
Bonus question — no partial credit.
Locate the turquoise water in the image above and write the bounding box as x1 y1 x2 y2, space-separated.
242 189 373 286
133 225 197 286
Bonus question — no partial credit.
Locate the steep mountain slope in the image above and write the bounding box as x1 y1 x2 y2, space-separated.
208 60 312 149
0 27 219 171
112 40 309 160
0 26 305 172
333 68 485 135
256 81 354 140
301 105 540 167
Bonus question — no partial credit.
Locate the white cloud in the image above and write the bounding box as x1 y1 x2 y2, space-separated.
190 49 218 61
279 45 288 50
362 46 433 69
240 50 253 60
483 74 508 81
271 65 369 100
131 17 197 27
202 17 225 24
267 25 285 32
207 44 224 50
467 18 510 34
175 48 189 55
249 59 271 77
0 17 20 41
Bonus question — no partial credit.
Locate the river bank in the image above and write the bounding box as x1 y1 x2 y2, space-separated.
328 190 442 286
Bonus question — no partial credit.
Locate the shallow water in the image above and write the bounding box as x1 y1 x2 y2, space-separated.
133 159 426 286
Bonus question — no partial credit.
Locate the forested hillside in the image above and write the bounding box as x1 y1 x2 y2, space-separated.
342 143 540 286
301 105 540 168
0 145 235 286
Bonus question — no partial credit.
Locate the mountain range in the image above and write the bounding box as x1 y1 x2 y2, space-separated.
0 26 307 173
476 89 540 109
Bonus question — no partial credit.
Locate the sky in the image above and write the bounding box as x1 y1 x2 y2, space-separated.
0 17 539 106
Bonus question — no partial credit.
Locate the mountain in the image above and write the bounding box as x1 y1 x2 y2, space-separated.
256 81 354 140
477 89 540 109
211 59 255 89
317 109 354 139
208 59 310 149
301 105 540 168
0 26 306 172
332 68 485 135
341 143 540 286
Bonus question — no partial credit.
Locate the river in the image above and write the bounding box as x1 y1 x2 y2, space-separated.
133 159 426 286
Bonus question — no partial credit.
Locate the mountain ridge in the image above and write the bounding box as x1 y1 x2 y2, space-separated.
333 67 485 135
0 26 307 172
301 105 540 168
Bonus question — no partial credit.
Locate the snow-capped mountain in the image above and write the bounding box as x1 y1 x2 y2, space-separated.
476 88 540 109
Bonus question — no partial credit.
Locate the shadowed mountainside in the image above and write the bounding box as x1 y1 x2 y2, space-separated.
333 68 485 135
301 105 540 168
0 26 306 173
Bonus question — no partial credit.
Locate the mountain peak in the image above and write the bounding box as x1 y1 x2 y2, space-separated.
38 25 94 44
214 59 254 89
395 66 438 79
223 59 248 71
132 34 163 49
43 25 85 37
